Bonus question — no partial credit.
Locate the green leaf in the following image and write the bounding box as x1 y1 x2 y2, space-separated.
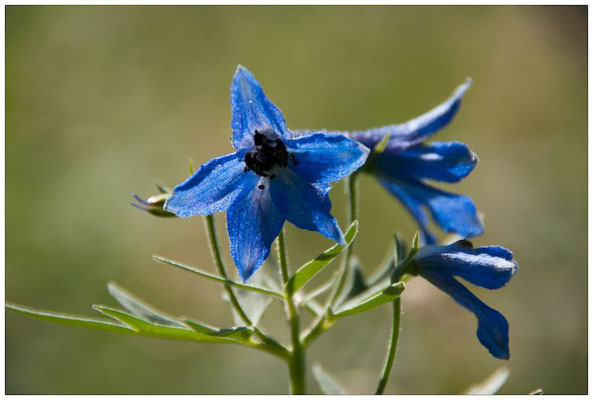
312 363 348 395
154 180 171 194
463 367 510 395
189 158 195 174
107 282 185 327
373 130 392 154
92 305 243 344
335 256 369 307
332 282 405 318
227 268 276 326
7 302 253 345
394 233 406 265
182 318 252 341
367 241 398 288
153 256 283 298
6 302 133 334
301 279 334 307
391 230 420 283
285 220 358 294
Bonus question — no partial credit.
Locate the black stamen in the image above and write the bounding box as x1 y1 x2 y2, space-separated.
244 130 289 177
258 184 265 190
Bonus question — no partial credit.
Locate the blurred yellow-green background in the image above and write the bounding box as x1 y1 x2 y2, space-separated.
6 5 586 394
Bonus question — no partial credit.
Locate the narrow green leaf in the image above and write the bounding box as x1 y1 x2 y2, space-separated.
153 256 283 298
107 282 185 327
373 130 391 154
411 230 420 251
312 363 348 395
463 367 510 395
303 300 325 317
182 318 252 341
335 256 369 307
394 233 406 265
154 180 171 194
7 302 254 346
367 244 396 288
92 305 240 343
391 230 420 283
189 159 195 174
301 279 334 307
6 302 133 334
332 282 405 318
286 220 358 293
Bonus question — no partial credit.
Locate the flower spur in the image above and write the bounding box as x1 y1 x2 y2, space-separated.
164 66 369 282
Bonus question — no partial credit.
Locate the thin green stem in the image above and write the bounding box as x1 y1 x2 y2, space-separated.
204 215 288 360
302 174 359 347
277 229 306 394
375 298 401 395
329 173 358 307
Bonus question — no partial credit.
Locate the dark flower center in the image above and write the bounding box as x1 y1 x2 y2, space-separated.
244 130 294 180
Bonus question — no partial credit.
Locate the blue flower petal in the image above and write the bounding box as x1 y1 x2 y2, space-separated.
230 65 291 149
227 183 285 282
165 150 258 217
420 268 510 359
416 243 518 290
377 176 437 244
377 176 483 243
270 168 345 245
285 133 370 183
349 78 472 151
376 142 478 183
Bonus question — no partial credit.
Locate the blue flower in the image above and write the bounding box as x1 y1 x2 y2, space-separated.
411 240 517 359
164 66 369 282
298 79 483 244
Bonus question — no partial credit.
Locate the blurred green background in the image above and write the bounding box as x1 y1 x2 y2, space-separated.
6 5 586 394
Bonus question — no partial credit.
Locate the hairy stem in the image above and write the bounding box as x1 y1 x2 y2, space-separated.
204 215 288 359
375 298 401 395
277 229 306 394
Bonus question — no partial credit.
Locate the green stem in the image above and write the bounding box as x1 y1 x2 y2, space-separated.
277 229 306 394
204 215 288 360
329 173 358 307
375 297 401 395
302 174 359 347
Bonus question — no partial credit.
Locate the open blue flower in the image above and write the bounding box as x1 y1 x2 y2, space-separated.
412 240 517 359
164 66 369 282
298 79 483 244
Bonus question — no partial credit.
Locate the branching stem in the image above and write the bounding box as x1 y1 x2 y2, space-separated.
204 215 288 360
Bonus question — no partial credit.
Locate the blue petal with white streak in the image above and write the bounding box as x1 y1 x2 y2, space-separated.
375 142 478 183
415 241 518 290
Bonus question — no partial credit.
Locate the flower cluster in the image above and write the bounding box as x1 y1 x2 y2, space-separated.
151 66 517 360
